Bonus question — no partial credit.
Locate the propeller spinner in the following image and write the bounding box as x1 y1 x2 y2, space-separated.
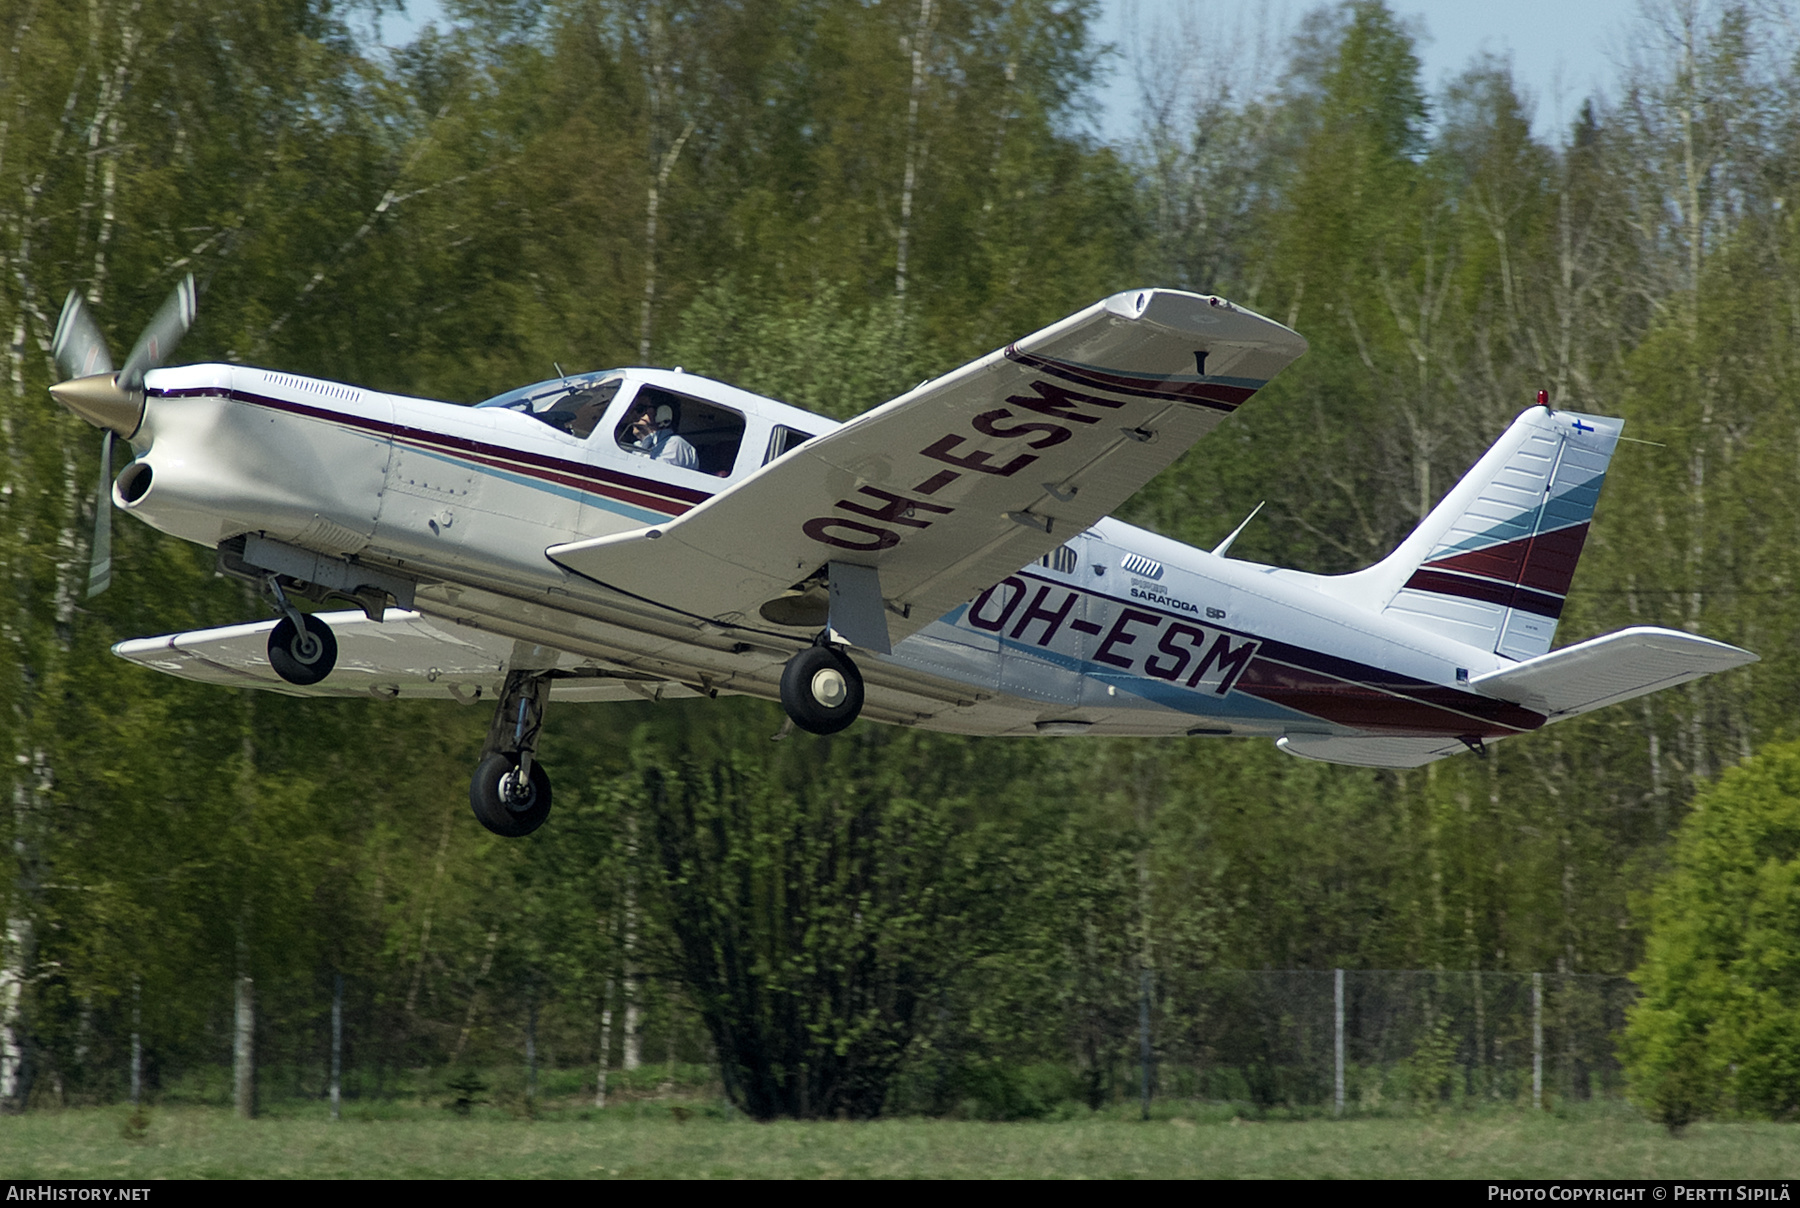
48 275 197 596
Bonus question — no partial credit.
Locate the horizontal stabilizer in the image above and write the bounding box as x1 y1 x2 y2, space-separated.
112 610 707 703
1469 626 1756 718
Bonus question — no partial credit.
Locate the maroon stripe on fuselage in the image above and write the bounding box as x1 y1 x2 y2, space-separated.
1002 347 1257 410
1015 571 1544 736
152 385 710 516
1423 523 1590 596
1234 657 1535 737
391 434 688 517
1402 568 1566 619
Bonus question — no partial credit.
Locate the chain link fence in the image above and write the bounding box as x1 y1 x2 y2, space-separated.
1140 970 1636 1113
27 966 1639 1116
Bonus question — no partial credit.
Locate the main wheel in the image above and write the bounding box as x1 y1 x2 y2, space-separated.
779 645 864 735
469 752 552 838
267 613 337 686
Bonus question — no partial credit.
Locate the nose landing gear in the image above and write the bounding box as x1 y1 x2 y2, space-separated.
778 642 865 735
470 671 554 837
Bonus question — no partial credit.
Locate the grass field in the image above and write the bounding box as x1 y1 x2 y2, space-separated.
1 1101 1796 1179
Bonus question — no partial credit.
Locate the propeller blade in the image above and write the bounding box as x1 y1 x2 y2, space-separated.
118 273 196 390
87 431 114 598
51 290 114 381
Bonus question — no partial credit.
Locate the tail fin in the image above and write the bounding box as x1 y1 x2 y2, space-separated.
1327 406 1623 660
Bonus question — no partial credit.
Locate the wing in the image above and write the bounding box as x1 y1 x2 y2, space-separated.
111 609 712 702
548 289 1306 646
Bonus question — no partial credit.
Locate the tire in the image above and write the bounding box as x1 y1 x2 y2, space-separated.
267 613 338 686
779 645 864 735
469 752 552 838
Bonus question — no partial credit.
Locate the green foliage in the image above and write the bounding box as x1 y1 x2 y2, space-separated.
443 1070 490 1116
663 283 923 419
1624 739 1800 1126
943 1059 1076 1120
634 723 1061 1119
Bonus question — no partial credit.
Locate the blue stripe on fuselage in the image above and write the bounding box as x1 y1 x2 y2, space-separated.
399 443 673 525
916 604 1312 725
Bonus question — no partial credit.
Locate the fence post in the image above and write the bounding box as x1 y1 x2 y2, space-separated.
1334 968 1345 1117
1532 972 1544 1110
1138 967 1152 1121
129 979 141 1109
330 972 342 1122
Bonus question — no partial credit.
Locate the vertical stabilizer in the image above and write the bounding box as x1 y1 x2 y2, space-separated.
1327 407 1622 660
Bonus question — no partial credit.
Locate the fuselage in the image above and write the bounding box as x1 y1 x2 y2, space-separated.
118 362 1543 743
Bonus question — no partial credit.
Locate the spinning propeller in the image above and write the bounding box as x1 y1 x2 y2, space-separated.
48 275 197 596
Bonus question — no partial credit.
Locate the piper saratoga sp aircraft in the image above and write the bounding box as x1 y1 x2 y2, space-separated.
49 282 1754 836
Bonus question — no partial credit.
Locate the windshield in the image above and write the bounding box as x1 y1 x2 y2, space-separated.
474 371 625 438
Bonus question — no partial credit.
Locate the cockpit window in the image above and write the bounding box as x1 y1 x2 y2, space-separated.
765 425 816 464
615 387 746 476
474 372 623 439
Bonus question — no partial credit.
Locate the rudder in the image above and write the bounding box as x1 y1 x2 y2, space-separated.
1328 406 1622 660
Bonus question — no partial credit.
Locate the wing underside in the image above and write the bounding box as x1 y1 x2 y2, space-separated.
111 610 713 703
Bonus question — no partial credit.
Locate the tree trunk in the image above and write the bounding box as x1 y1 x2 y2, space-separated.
895 0 935 300
635 3 696 364
623 813 641 1072
622 911 641 1072
0 911 33 1110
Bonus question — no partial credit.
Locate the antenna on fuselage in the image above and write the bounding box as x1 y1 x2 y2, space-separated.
553 362 570 383
1211 500 1266 559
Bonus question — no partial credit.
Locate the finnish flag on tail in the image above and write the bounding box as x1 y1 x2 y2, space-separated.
1337 406 1622 661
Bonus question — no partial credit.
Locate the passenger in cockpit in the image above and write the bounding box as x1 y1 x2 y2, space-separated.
621 394 698 469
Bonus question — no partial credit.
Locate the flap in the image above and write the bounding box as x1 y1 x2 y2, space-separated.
548 289 1306 646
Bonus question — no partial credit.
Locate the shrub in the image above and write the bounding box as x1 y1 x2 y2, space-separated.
1623 739 1800 1129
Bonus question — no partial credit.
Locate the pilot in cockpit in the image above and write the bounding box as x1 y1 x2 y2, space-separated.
621 394 698 469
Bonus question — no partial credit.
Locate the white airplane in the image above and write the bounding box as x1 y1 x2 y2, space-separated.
48 282 1754 836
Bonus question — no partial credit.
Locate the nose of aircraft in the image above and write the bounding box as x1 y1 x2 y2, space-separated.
49 372 144 438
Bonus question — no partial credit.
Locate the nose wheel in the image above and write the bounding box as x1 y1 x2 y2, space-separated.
779 644 864 735
470 670 554 837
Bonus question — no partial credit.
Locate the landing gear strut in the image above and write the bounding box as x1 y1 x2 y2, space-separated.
778 641 864 735
264 577 337 685
470 671 553 837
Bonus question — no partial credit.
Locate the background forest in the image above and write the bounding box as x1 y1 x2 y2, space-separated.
1 0 1795 1121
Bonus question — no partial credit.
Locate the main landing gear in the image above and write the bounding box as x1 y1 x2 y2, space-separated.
778 639 864 735
470 671 554 837
264 577 337 686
